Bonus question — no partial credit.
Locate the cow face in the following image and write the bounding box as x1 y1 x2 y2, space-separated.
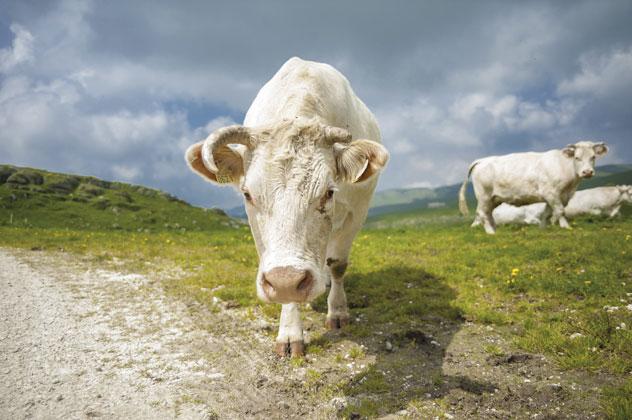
562 141 608 179
618 185 632 203
186 120 388 304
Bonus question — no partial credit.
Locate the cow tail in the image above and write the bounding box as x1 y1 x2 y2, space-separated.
458 160 479 217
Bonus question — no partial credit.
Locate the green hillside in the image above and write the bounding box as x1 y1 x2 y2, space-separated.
0 164 235 231
369 187 436 208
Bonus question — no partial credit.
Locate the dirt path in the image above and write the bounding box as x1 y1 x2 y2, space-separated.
0 248 329 419
0 248 607 419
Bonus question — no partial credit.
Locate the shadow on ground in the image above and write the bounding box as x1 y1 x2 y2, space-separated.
311 265 496 417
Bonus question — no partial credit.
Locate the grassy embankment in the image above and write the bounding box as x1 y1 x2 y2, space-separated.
1 164 631 417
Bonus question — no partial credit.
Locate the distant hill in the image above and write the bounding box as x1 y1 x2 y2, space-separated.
369 164 632 218
227 204 247 219
0 164 238 231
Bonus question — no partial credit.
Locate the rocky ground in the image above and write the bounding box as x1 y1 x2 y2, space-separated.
0 248 606 419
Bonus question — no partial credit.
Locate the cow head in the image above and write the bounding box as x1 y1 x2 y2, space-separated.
186 119 388 304
562 141 608 179
617 185 632 204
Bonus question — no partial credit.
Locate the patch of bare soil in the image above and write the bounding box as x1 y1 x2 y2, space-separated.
0 248 607 419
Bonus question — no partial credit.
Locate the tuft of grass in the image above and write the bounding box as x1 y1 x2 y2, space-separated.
602 379 632 420
348 346 366 360
483 344 505 357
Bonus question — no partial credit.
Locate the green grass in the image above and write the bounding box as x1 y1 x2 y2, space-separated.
2 217 630 415
1 163 631 417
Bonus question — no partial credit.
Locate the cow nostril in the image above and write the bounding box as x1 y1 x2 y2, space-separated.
296 271 313 292
262 276 275 293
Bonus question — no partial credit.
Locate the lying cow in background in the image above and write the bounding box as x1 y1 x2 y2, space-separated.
492 202 549 226
185 57 389 357
565 185 632 218
459 141 608 234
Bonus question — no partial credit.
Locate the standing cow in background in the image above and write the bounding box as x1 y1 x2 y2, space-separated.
185 57 389 357
459 141 608 234
565 185 632 218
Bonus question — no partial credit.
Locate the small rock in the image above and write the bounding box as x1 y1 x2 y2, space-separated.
329 396 347 411
549 383 563 393
385 341 393 352
569 333 583 340
56 395 63 402
255 320 272 331
255 377 268 388
491 353 532 365
277 401 290 410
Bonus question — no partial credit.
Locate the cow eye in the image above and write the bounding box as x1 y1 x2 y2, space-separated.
243 192 252 201
326 189 335 200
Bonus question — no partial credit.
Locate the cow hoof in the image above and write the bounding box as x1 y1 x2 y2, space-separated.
325 316 349 330
274 340 305 358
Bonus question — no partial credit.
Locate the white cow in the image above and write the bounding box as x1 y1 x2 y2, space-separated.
185 57 389 357
565 185 632 218
459 141 608 234
492 202 549 226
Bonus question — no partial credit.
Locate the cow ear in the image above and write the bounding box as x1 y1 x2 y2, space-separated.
335 139 389 183
562 144 576 158
593 142 608 156
185 141 244 186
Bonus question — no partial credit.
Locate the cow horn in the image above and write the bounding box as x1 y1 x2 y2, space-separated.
324 126 352 145
201 125 256 172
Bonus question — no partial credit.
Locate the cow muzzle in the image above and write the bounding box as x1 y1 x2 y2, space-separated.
581 169 594 178
262 266 314 303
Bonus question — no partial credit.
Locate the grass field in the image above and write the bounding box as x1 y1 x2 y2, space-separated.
1 165 631 417
1 214 631 416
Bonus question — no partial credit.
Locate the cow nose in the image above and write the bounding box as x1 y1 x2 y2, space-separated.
581 169 594 178
262 267 314 303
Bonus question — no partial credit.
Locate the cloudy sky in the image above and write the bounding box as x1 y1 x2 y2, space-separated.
1 0 631 209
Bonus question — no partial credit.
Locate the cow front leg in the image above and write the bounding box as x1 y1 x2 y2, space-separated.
275 303 304 358
325 259 349 330
609 205 621 218
548 199 570 229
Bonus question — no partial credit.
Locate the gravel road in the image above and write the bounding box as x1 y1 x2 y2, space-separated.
0 248 321 419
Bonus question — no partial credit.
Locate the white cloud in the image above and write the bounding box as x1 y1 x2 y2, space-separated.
404 181 433 189
558 47 632 98
0 24 35 73
1 0 631 204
